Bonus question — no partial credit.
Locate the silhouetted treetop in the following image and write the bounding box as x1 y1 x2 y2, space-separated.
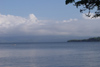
65 0 100 18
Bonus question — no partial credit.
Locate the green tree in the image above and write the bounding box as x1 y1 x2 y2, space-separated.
65 0 100 18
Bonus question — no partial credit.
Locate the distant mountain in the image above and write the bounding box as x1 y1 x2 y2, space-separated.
67 37 100 42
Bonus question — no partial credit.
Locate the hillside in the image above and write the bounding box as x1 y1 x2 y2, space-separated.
67 37 100 42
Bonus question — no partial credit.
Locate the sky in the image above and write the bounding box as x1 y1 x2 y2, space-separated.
0 0 100 42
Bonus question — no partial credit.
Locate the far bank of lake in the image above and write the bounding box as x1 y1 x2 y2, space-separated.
67 37 100 42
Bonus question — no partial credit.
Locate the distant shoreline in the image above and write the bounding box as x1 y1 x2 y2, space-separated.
67 37 100 42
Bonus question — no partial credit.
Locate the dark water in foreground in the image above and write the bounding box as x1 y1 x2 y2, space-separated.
0 42 100 67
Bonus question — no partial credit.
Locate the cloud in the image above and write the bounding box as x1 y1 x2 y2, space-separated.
82 13 100 19
0 13 100 37
63 19 77 23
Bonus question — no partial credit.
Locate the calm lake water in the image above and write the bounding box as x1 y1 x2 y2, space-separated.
0 42 100 67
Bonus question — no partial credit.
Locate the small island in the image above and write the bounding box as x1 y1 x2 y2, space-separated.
67 37 100 42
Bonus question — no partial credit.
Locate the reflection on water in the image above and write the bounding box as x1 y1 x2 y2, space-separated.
0 42 100 67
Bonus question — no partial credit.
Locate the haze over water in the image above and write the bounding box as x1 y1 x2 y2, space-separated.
0 42 100 67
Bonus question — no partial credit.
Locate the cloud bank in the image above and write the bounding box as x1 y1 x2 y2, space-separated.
0 13 100 37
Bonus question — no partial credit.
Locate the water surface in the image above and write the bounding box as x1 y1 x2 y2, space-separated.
0 42 100 67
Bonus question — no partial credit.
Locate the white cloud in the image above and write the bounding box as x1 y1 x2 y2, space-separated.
82 13 100 19
0 13 100 37
63 19 78 23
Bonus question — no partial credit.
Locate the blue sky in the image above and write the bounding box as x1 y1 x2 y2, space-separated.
0 0 81 20
0 0 100 42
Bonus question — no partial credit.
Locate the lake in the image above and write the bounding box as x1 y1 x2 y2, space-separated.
0 42 100 67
